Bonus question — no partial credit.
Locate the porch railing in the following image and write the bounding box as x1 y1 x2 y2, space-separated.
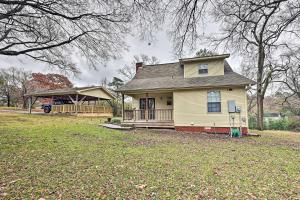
51 104 112 114
124 109 173 121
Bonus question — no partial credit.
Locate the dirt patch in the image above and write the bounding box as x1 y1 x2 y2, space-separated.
131 139 158 147
126 128 300 149
243 138 300 149
133 128 231 140
70 132 102 143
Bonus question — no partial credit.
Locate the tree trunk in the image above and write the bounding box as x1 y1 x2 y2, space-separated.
22 96 27 109
257 94 264 130
6 93 11 107
256 45 265 130
22 87 27 109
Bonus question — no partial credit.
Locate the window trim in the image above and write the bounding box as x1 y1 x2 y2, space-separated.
207 90 221 113
198 64 208 75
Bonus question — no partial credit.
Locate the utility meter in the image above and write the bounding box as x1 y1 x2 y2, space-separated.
235 106 241 113
228 100 236 113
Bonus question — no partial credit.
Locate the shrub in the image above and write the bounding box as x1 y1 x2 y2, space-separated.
248 115 300 131
248 115 257 129
268 118 300 131
287 119 300 131
111 118 121 124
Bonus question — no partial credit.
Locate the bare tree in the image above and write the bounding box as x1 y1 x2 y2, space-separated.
118 54 159 82
0 67 31 107
277 51 300 100
0 1 163 73
0 67 19 107
17 69 31 108
164 0 300 130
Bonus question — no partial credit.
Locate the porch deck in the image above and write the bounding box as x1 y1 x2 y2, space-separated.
122 109 174 128
122 121 174 128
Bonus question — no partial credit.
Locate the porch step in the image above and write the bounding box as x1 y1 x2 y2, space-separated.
122 122 175 129
102 124 134 130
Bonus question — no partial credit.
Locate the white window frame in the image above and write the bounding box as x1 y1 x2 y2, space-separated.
198 64 208 74
207 91 221 112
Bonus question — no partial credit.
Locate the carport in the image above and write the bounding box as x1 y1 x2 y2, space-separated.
25 86 115 116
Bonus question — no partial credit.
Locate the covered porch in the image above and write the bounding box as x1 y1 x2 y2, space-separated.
121 92 174 128
26 86 114 116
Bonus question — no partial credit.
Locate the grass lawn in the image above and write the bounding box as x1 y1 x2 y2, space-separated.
0 113 299 199
0 106 22 111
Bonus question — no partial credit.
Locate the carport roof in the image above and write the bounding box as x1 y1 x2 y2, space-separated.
25 86 115 100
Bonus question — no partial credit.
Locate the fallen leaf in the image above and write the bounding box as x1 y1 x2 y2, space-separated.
9 179 21 184
135 184 147 190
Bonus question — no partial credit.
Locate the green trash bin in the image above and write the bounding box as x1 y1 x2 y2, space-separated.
231 128 241 137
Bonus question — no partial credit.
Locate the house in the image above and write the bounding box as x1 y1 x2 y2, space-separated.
117 54 255 134
264 112 285 123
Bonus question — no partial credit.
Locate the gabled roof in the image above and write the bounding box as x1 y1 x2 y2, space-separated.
118 57 255 93
179 54 230 62
26 86 115 99
135 62 183 79
118 72 255 92
134 60 233 80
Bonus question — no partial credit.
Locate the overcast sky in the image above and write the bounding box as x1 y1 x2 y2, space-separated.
0 29 242 87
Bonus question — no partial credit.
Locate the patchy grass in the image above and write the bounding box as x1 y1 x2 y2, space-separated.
0 106 22 111
0 113 299 199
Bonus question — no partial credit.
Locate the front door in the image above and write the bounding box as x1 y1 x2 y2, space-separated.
148 98 155 120
140 98 146 120
139 98 155 120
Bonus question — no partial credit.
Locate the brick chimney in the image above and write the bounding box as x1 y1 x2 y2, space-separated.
136 62 143 73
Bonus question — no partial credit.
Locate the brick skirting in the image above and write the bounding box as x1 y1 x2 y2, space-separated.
175 126 249 134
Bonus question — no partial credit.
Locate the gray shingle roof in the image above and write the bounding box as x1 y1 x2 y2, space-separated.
135 62 183 79
26 86 114 99
118 60 255 92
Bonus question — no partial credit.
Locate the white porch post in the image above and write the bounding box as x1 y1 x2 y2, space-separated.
145 93 148 122
122 93 125 121
75 94 78 114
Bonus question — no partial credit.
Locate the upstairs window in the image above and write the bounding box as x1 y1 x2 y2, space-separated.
167 96 173 106
208 91 221 112
198 64 208 74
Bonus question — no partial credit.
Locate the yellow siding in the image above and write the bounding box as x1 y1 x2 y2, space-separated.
184 59 224 78
131 93 173 109
173 87 248 127
79 88 112 99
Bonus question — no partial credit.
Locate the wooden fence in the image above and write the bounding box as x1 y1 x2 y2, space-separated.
51 104 112 114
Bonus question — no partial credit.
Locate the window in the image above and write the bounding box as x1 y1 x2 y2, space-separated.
167 96 173 106
198 64 208 74
208 91 221 112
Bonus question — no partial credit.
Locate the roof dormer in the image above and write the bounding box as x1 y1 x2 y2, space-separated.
180 54 230 78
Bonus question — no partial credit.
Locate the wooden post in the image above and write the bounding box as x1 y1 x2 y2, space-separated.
122 94 125 121
75 94 78 114
28 96 32 114
145 93 148 121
